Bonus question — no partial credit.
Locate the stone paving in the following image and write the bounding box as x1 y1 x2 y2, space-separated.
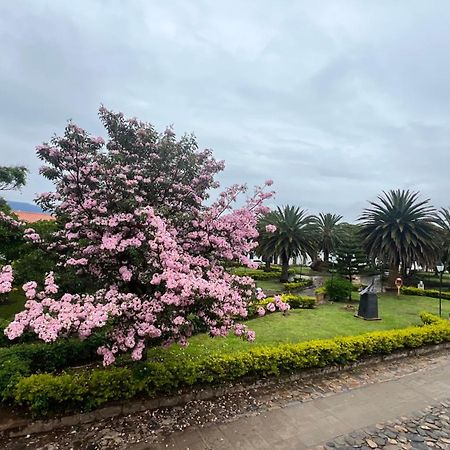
319 400 450 449
0 350 449 449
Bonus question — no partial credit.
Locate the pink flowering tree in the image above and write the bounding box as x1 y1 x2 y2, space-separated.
4 107 274 365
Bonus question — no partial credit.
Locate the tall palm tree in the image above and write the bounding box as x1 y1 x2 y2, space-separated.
257 205 318 282
316 213 343 263
359 190 438 280
435 207 450 269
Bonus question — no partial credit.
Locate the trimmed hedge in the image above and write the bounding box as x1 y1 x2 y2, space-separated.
283 279 313 291
0 335 104 401
402 286 450 300
229 268 281 280
259 294 316 310
11 316 450 416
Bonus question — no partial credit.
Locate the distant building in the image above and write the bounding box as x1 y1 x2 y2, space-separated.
14 211 54 223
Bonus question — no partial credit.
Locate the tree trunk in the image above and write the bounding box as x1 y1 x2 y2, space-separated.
264 258 271 272
388 265 400 288
280 257 289 282
323 249 329 264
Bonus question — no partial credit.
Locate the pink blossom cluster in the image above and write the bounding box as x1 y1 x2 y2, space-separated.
263 295 290 314
0 265 13 294
5 108 275 365
265 224 277 233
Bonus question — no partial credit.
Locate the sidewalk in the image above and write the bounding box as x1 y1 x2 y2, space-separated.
150 357 450 449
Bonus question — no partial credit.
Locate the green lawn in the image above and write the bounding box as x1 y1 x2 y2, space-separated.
0 290 26 320
256 279 285 293
160 294 450 358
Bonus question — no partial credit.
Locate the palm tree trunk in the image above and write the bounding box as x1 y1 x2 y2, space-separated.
264 258 271 272
388 265 400 288
323 249 329 264
280 257 289 282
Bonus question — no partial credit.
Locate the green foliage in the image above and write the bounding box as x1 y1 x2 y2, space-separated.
435 208 450 269
257 206 318 281
281 294 315 309
324 278 353 302
419 311 443 325
259 294 316 310
359 190 438 273
283 279 313 291
12 319 450 416
316 212 343 263
0 207 24 264
0 336 104 401
229 267 282 280
0 317 36 346
0 166 28 191
12 220 58 286
335 223 367 283
402 286 450 300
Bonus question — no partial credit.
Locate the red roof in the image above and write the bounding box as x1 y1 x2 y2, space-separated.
14 211 55 223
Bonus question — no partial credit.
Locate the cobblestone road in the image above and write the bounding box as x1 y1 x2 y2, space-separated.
319 400 450 450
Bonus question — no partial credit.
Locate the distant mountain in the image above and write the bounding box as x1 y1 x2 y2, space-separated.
7 201 43 213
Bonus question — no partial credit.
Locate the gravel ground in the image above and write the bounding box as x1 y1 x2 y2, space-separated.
316 400 450 449
0 351 448 450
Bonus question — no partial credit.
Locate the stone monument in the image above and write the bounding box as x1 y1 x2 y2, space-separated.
355 279 381 320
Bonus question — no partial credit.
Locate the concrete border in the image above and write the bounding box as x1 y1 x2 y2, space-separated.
2 342 450 438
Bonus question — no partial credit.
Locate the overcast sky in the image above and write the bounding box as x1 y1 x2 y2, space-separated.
1 1 450 221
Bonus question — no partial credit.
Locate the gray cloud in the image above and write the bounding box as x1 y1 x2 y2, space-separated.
1 0 450 220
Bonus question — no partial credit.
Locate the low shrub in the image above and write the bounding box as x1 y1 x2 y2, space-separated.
12 319 450 416
402 286 450 300
0 335 105 401
0 319 37 347
258 294 316 310
283 279 313 291
419 311 443 325
324 278 353 301
229 268 281 280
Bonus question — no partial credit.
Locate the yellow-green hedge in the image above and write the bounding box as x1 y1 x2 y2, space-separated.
402 286 450 300
12 314 450 416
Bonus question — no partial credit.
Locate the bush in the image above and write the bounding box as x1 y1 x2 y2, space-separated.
229 268 281 280
0 319 37 347
0 335 105 401
324 278 353 301
12 318 450 416
402 286 450 300
419 311 443 325
281 294 316 309
283 279 313 292
258 294 315 310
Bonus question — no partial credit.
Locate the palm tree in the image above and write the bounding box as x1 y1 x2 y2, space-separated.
435 208 450 269
359 190 438 281
316 213 343 263
257 205 318 282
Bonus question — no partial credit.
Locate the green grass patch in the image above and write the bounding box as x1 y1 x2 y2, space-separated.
0 290 26 320
160 293 450 358
255 279 285 293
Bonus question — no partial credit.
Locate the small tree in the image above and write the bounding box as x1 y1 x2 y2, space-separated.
3 108 273 365
335 224 367 301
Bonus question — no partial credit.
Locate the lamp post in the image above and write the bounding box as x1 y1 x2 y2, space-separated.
330 254 337 294
436 261 445 318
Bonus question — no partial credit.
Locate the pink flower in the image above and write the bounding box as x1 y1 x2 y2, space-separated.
265 224 277 233
266 302 276 312
119 266 133 282
257 307 266 316
0 265 13 294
